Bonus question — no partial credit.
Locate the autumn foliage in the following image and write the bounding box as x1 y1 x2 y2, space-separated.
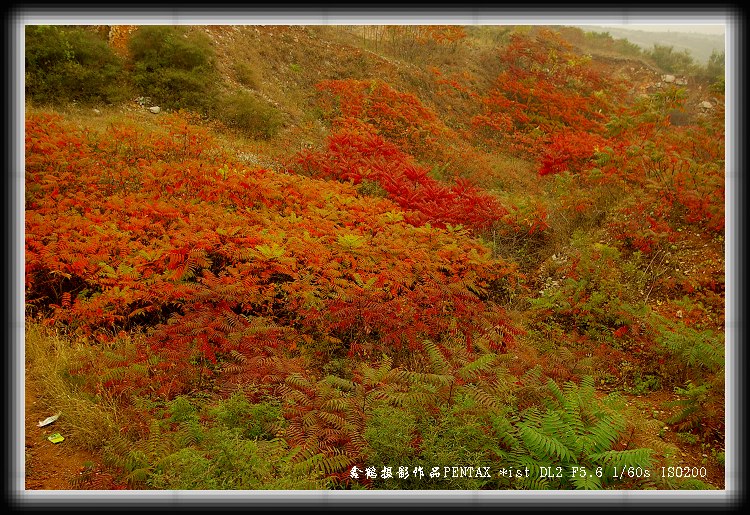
24 24 725 490
294 121 508 233
26 111 519 399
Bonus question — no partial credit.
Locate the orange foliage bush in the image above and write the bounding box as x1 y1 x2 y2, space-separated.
26 112 519 398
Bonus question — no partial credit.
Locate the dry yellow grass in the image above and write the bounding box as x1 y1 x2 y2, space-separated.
25 323 122 451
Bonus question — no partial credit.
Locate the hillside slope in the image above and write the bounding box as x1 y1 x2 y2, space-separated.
24 24 726 493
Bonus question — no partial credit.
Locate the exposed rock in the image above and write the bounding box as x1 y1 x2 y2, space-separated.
149 106 161 114
700 101 713 110
104 25 139 56
675 78 688 86
662 74 676 83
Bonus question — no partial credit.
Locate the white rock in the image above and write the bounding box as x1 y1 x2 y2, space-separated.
662 74 676 83
700 101 713 109
149 106 161 114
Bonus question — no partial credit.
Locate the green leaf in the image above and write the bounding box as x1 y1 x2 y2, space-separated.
255 243 286 260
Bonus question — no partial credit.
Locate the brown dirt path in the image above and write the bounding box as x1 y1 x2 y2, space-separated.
612 388 725 490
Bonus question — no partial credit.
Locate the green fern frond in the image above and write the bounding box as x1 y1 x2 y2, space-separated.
175 419 204 448
281 387 311 406
666 405 699 429
517 424 576 463
571 471 603 490
462 384 503 410
591 448 652 470
146 420 169 458
292 450 353 477
542 409 577 451
125 466 151 487
102 348 128 366
322 375 356 391
457 353 497 381
520 365 544 387
124 449 149 472
580 375 596 391
300 410 317 431
285 373 314 391
169 396 197 423
404 371 454 387
320 397 350 413
317 411 351 432
380 390 435 408
386 369 414 385
518 476 551 490
491 413 520 450
100 367 127 383
546 379 566 407
374 355 394 383
423 339 450 375
127 363 148 376
586 416 624 454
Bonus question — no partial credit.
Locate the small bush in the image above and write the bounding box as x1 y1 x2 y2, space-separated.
356 179 389 198
648 44 698 75
217 90 283 139
700 50 725 93
113 395 323 490
128 26 219 113
25 25 130 105
364 405 418 466
209 392 282 439
234 61 260 89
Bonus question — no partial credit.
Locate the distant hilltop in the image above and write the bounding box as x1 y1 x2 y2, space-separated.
572 25 725 64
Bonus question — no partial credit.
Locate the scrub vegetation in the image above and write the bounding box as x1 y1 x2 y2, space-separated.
24 24 725 491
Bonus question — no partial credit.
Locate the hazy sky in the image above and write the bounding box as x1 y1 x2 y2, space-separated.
581 24 725 35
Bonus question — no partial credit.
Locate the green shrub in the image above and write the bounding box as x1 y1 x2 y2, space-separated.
361 400 497 489
624 372 662 395
364 405 418 468
25 25 130 105
658 326 723 379
648 44 698 75
128 25 219 113
491 377 657 489
107 394 323 490
416 396 498 489
701 50 725 93
208 391 282 439
528 234 650 344
704 50 725 81
217 90 283 139
146 427 325 490
664 378 724 438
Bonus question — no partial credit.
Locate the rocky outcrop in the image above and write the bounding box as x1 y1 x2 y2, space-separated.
91 25 139 56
